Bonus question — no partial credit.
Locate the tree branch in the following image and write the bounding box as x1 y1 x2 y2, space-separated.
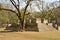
0 8 19 17
10 0 18 10
10 0 21 22
22 0 31 27
17 0 20 8
0 8 17 13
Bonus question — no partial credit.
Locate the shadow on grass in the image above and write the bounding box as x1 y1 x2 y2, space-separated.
0 30 16 33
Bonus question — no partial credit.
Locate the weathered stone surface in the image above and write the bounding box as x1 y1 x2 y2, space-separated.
5 23 21 32
25 18 39 32
25 23 39 32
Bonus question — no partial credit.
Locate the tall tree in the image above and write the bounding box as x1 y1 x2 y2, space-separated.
0 0 32 31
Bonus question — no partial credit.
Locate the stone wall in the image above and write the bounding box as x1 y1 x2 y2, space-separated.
25 18 39 32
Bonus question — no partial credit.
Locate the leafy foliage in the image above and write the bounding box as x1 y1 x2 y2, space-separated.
0 10 18 24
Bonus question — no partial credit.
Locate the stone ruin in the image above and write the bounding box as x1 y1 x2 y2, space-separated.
5 12 39 32
5 23 21 32
5 17 39 32
25 17 39 32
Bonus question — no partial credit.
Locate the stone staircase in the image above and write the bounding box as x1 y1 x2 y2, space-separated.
37 19 56 32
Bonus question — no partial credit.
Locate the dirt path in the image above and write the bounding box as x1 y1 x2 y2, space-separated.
37 19 56 32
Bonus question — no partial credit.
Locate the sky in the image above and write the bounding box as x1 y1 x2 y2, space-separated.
0 0 59 12
0 0 59 8
20 0 59 8
45 0 59 3
0 0 59 3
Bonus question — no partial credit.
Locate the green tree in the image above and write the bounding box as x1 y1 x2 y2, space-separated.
0 0 33 31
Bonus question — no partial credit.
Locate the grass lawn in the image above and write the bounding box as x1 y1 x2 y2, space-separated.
0 30 60 40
